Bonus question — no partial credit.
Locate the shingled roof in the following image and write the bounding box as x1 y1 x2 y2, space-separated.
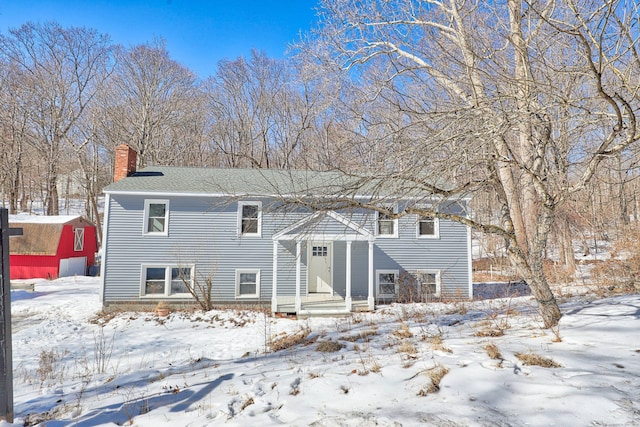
104 167 348 196
103 166 455 199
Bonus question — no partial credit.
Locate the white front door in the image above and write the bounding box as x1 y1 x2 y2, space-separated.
308 242 332 293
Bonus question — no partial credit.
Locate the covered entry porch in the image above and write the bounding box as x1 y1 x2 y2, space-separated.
271 211 376 316
273 294 372 317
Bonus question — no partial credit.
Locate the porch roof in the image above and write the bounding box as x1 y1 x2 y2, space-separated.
272 211 374 242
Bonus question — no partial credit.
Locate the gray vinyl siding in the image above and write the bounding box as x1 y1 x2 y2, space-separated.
374 215 470 298
103 195 280 303
102 194 471 304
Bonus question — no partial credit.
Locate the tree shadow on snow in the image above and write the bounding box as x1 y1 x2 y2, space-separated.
563 295 640 319
41 373 234 427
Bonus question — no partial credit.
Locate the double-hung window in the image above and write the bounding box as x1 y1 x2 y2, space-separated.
417 215 439 238
236 269 260 298
413 270 440 299
377 205 398 238
238 201 262 237
376 270 399 298
144 199 169 235
73 228 84 251
142 265 193 297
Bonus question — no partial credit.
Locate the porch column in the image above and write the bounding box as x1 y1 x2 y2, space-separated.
367 240 374 310
295 240 302 313
345 240 352 311
271 241 278 313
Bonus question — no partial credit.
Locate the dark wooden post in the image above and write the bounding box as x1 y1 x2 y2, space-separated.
0 208 21 423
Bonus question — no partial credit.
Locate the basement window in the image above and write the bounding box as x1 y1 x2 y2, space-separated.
376 270 399 298
141 265 193 297
236 269 260 298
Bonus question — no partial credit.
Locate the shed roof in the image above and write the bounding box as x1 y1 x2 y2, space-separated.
9 215 93 255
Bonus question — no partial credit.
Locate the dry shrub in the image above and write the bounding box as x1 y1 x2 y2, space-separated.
240 397 254 411
339 329 378 342
269 328 310 352
36 349 68 386
543 259 576 285
394 324 414 338
88 310 120 325
485 343 502 360
316 341 344 353
397 341 418 355
396 271 442 303
591 258 640 294
473 271 518 282
472 257 518 282
475 328 505 337
589 224 640 294
515 352 561 368
429 334 452 353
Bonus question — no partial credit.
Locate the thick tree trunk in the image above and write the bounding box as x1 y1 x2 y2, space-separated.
527 273 562 328
507 242 562 328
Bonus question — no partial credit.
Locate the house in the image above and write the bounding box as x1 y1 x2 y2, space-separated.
9 214 98 280
100 145 472 314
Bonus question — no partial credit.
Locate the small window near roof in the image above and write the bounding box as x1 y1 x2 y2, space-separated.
377 206 398 237
144 200 169 235
238 202 262 237
417 215 439 238
74 228 84 251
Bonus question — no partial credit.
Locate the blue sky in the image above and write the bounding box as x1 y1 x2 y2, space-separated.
0 0 319 78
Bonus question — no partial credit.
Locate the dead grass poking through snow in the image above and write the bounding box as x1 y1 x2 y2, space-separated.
316 341 344 353
515 352 562 368
394 324 414 339
417 364 450 395
426 334 452 353
269 328 311 352
339 329 378 342
397 341 418 355
485 343 502 360
474 320 506 337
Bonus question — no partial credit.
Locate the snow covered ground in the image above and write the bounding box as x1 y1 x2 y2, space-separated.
4 277 640 426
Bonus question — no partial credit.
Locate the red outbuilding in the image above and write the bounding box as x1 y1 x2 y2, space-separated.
9 214 98 280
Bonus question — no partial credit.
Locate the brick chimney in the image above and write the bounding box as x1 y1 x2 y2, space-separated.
114 144 137 182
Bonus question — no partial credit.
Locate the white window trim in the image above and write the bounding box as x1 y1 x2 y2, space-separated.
416 215 440 239
237 201 262 237
413 269 441 297
376 269 399 298
143 199 170 236
140 264 194 298
376 205 398 238
73 228 85 251
235 269 261 298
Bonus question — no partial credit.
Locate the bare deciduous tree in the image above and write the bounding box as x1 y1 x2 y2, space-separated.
104 39 202 168
298 0 640 327
0 22 113 215
205 50 323 169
